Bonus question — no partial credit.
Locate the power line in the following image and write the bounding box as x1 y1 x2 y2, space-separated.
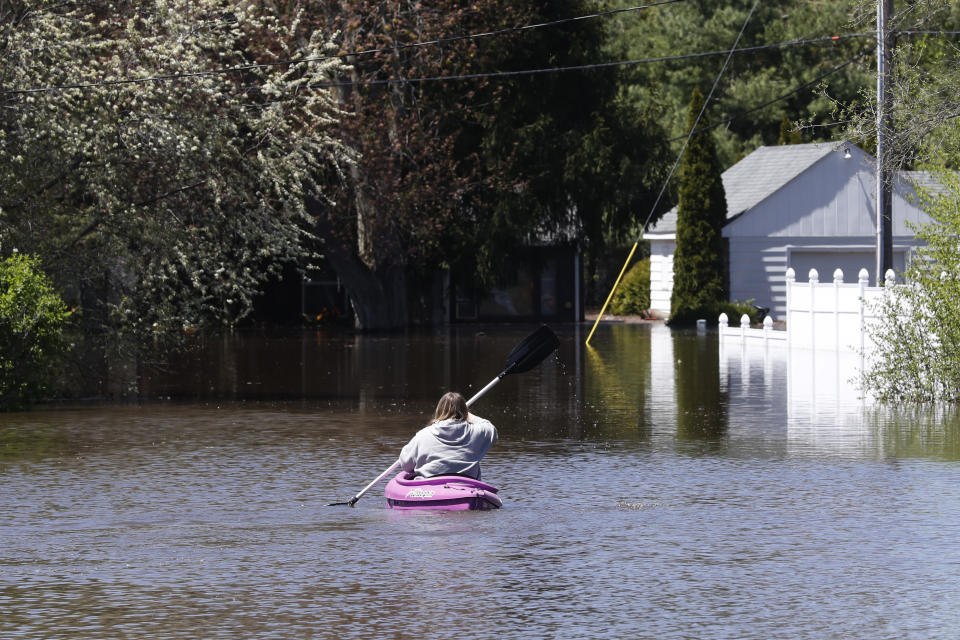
0 0 685 96
639 0 762 234
896 29 960 36
305 34 873 90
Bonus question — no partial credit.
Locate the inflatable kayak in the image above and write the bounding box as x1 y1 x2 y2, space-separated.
384 471 502 511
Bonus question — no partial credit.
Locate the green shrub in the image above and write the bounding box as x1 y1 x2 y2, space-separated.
0 254 71 410
609 258 650 315
718 300 766 326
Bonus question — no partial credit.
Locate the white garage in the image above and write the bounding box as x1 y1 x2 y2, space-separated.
645 141 932 320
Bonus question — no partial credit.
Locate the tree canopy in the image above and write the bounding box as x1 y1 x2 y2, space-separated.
302 0 670 327
0 254 70 410
842 0 960 170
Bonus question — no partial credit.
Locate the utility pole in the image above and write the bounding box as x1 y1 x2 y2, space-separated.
876 0 895 284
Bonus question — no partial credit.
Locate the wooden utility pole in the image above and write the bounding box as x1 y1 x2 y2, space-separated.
876 0 895 284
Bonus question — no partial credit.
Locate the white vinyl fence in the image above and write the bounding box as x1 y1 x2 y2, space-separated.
718 267 897 354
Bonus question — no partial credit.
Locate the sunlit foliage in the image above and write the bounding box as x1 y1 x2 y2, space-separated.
0 254 71 410
0 0 351 340
605 0 871 168
863 161 960 403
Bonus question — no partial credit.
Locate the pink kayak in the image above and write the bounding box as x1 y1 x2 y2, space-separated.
384 471 502 511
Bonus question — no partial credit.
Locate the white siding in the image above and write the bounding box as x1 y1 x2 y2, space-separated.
721 150 931 318
648 239 675 318
724 153 877 238
724 153 931 239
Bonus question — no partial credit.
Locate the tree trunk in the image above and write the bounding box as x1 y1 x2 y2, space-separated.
309 197 409 330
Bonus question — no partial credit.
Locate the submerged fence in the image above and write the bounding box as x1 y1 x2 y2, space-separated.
719 267 898 354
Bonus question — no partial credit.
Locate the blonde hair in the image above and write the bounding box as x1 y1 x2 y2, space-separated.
432 391 468 423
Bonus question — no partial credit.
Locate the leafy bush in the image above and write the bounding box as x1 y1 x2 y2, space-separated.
862 168 960 402
718 300 766 326
0 255 71 410
609 258 651 315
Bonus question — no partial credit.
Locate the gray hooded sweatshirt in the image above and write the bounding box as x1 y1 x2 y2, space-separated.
399 417 498 479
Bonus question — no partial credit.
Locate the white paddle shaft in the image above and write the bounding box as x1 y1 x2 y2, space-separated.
348 459 401 505
466 374 503 407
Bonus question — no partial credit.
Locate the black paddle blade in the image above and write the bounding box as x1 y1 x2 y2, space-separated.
502 325 559 376
327 496 360 507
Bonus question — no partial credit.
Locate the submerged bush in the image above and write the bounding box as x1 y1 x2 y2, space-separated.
609 258 651 315
0 254 71 410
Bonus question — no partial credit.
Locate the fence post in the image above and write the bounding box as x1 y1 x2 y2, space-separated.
833 268 843 351
718 312 728 346
763 315 773 346
858 268 869 357
740 313 750 340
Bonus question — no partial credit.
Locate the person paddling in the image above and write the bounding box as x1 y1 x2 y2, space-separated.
399 391 498 480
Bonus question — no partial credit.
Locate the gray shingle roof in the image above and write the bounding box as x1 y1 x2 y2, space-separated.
645 141 842 235
899 170 946 196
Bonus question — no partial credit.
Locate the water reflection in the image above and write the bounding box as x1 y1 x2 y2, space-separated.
674 329 728 442
37 323 960 462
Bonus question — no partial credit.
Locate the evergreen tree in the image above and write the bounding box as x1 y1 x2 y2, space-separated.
669 88 727 326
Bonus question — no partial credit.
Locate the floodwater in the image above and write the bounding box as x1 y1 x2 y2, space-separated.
3 323 960 639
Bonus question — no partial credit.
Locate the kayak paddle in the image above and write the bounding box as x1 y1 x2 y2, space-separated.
328 325 560 507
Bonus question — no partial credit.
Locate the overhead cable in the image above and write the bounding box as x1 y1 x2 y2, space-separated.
0 0 685 96
306 34 873 89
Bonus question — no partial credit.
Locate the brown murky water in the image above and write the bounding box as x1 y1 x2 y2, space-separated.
3 324 960 638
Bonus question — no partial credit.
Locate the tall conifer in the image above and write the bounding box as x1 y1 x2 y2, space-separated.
669 88 728 325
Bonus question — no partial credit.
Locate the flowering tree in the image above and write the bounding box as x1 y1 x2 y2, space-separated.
0 0 351 341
